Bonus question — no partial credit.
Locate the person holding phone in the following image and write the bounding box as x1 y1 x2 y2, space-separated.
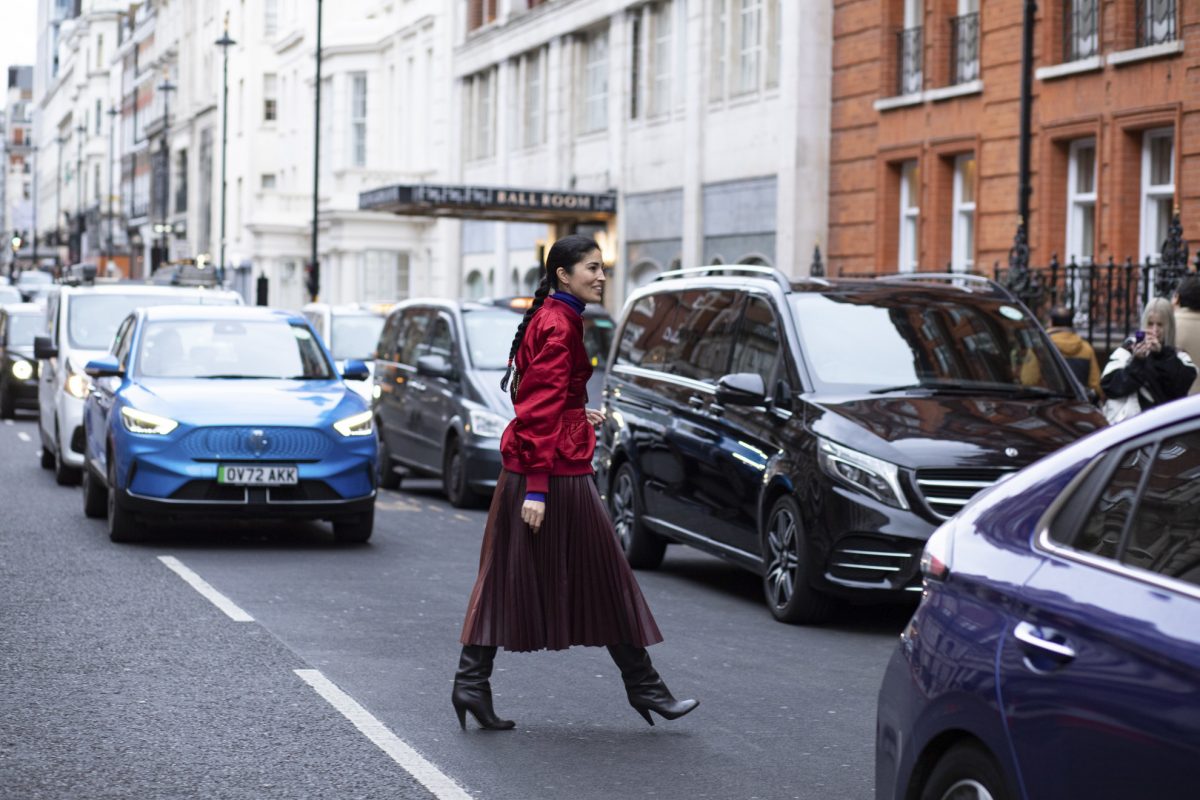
450 234 699 731
1101 296 1197 424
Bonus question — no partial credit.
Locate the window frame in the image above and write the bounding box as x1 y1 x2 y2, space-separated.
580 27 610 135
951 153 976 274
1066 137 1097 264
1139 127 1175 262
349 72 367 167
898 159 920 273
263 73 278 123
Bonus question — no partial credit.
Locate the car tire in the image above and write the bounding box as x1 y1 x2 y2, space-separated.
377 428 401 490
609 462 665 569
53 424 82 486
82 464 107 519
761 495 836 624
333 506 374 544
0 380 14 419
107 458 146 544
919 743 1013 800
38 418 54 469
442 436 482 509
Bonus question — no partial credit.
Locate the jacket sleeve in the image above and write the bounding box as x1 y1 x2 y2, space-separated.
1086 348 1104 401
1162 351 1198 402
1101 348 1143 400
510 318 574 493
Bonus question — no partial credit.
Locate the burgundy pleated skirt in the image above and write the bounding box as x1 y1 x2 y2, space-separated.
460 470 664 652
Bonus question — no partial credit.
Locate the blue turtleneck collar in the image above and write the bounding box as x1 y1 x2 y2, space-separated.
549 291 585 316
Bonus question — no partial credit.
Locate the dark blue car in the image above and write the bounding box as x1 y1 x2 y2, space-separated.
81 305 377 544
876 395 1200 800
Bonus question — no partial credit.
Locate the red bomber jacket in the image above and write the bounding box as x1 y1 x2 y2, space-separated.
499 295 595 493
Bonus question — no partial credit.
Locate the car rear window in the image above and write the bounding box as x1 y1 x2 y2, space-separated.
330 313 385 361
67 293 239 350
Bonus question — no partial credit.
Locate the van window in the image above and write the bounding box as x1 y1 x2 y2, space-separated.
731 295 782 387
415 314 455 363
395 309 432 366
616 293 680 371
668 290 740 383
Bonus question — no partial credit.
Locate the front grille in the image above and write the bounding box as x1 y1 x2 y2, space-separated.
827 535 922 585
915 468 1014 520
179 427 332 461
169 479 340 503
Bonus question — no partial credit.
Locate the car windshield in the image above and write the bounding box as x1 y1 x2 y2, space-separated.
330 313 385 361
68 293 237 350
137 319 334 379
7 314 43 347
789 290 1073 395
463 309 523 369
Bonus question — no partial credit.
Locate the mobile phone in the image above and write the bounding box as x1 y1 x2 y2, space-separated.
1135 330 1146 343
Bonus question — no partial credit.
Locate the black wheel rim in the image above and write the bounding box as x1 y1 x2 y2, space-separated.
940 780 994 800
611 470 635 551
448 447 464 500
765 507 800 609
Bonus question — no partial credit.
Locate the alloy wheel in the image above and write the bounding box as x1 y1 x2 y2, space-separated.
940 780 995 800
611 470 635 551
765 507 800 609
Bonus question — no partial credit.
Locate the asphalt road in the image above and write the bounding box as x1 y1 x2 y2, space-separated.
0 411 914 800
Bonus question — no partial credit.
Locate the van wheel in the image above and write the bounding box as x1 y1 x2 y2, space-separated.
334 507 374 544
39 420 54 469
376 428 401 490
53 424 81 486
762 495 835 624
0 381 14 419
107 459 146 543
443 437 481 509
609 462 665 569
919 743 1013 800
82 465 107 519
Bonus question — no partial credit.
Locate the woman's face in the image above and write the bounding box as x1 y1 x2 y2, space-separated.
557 248 606 304
1145 313 1166 345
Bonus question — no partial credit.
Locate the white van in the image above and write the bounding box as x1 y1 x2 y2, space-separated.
301 303 387 403
34 284 242 485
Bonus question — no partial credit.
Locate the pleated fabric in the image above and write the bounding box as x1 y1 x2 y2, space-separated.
460 470 664 652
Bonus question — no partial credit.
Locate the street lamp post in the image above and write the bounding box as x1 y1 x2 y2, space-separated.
156 68 177 271
74 122 86 265
310 0 323 302
215 14 236 288
1005 0 1041 309
30 143 38 269
107 104 119 272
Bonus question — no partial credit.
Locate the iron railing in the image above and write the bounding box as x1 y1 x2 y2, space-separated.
897 26 923 95
949 13 979 84
1063 0 1099 61
1137 0 1176 47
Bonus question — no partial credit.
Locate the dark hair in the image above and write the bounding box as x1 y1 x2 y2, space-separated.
1048 305 1074 328
1176 275 1200 312
500 234 600 393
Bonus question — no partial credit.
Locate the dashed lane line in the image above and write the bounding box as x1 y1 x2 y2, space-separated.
17 431 31 442
295 669 474 800
157 555 255 622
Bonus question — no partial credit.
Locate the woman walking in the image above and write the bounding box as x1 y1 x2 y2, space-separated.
1101 296 1197 424
452 234 698 730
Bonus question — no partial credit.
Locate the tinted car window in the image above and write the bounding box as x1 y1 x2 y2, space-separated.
616 292 681 371
416 315 455 362
1066 446 1153 559
731 295 781 386
395 309 432 366
463 309 521 369
1121 431 1200 587
68 293 238 351
137 319 333 379
668 289 739 383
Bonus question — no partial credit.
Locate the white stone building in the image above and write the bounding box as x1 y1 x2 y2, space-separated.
2 67 36 273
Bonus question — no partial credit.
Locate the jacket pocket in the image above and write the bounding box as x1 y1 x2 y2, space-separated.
555 419 595 462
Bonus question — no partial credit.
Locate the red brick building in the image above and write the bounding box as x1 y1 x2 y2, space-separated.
829 0 1198 274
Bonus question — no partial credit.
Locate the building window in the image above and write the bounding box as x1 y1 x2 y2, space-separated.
710 0 779 101
950 0 979 85
264 0 278 38
632 2 675 120
710 0 727 100
522 48 544 147
651 2 674 116
737 0 762 94
175 148 188 213
1137 0 1177 48
95 99 102 134
261 173 276 189
630 14 642 118
263 73 277 122
897 0 923 95
1140 128 1174 261
94 163 101 202
96 34 104 70
466 0 498 34
1063 0 1099 61
899 160 920 273
581 28 609 134
952 154 976 273
464 68 496 160
1066 138 1096 263
465 270 486 300
350 72 367 167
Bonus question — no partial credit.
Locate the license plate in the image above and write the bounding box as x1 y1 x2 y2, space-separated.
217 465 298 486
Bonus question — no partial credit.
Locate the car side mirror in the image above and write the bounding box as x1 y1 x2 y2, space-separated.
341 359 370 381
84 355 123 378
416 354 454 379
715 372 767 406
34 335 56 360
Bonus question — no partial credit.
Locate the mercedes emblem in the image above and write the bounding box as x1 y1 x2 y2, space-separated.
1004 447 1019 458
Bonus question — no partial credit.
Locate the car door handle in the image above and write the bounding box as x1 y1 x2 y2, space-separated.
1013 621 1077 662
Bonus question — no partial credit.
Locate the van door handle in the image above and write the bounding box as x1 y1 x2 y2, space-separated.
1013 621 1077 662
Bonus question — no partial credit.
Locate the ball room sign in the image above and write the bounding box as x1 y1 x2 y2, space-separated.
358 183 618 222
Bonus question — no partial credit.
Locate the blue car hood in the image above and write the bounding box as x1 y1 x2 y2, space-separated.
126 378 365 426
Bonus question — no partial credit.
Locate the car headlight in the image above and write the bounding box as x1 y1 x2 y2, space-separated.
65 370 92 399
817 438 909 510
467 408 508 439
11 359 33 381
333 410 373 437
120 406 179 435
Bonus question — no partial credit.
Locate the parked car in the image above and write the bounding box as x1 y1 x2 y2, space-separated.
875 393 1200 800
15 270 53 302
0 303 44 418
373 297 615 507
81 305 377 543
34 284 242 486
301 302 388 402
597 266 1107 623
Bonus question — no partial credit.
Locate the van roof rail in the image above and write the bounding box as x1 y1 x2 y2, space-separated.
873 272 1016 300
652 264 792 293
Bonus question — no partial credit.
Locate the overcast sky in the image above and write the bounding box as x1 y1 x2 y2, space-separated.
1 1 39 91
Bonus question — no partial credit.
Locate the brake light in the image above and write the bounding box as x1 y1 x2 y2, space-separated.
920 520 956 581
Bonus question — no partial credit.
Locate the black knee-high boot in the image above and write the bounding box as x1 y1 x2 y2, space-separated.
452 645 516 731
607 644 699 726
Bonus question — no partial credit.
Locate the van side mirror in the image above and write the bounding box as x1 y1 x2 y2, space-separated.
341 359 370 381
416 354 454 379
84 355 123 378
34 335 56 360
715 372 767 406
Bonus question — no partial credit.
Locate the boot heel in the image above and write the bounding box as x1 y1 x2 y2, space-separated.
454 704 468 730
634 706 654 726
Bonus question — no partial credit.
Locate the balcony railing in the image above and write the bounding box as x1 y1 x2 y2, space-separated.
1063 0 1099 61
896 26 924 96
949 13 979 84
1137 0 1177 47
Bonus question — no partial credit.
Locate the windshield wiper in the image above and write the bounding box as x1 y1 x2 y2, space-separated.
200 374 267 380
870 381 1072 398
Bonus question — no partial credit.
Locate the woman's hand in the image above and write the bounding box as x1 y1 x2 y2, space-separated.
585 407 607 426
1133 337 1155 359
522 499 545 533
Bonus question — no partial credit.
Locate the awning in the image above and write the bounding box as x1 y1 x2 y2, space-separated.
358 183 617 223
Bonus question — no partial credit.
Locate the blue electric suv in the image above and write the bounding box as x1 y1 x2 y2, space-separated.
876 395 1200 800
81 305 377 543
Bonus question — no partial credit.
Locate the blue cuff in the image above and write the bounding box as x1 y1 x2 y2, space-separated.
525 491 546 503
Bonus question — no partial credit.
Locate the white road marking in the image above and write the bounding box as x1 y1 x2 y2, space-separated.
17 431 31 442
4 419 13 425
295 669 473 800
157 556 255 622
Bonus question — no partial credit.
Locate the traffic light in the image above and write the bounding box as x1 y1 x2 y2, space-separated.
10 232 21 253
304 260 320 301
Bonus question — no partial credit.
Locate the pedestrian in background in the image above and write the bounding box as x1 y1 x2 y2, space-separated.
1045 305 1103 400
451 234 699 731
1101 297 1197 424
1173 275 1200 396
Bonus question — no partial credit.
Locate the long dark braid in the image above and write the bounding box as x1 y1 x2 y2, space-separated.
500 234 599 395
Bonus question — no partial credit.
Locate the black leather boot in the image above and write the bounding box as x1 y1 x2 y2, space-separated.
452 645 515 731
607 644 699 726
